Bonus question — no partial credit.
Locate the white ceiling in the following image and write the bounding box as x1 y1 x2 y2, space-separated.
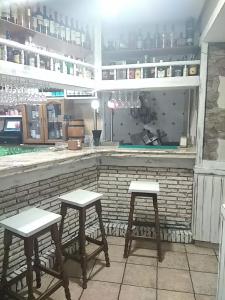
46 0 207 23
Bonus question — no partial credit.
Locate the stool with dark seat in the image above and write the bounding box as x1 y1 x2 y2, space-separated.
124 181 162 262
0 207 71 300
58 189 110 289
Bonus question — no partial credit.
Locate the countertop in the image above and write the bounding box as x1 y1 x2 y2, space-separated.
0 146 196 177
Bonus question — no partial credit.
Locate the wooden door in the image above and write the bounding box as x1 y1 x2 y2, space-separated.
42 100 64 144
22 105 45 144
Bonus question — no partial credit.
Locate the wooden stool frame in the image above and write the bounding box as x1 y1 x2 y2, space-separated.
0 224 71 300
124 191 162 262
59 199 110 289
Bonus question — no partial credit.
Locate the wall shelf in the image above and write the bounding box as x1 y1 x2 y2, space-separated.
0 19 92 60
102 46 200 62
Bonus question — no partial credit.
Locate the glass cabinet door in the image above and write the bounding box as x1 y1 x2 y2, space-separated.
44 101 64 142
22 105 44 144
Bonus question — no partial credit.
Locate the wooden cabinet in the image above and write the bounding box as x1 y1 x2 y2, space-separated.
22 100 65 144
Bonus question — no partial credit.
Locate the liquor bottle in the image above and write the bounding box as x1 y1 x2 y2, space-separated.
136 29 143 49
154 24 161 48
17 5 25 26
65 16 71 43
36 4 43 33
143 68 150 78
43 6 50 35
186 18 194 46
25 37 36 67
31 6 38 31
59 14 66 41
169 24 175 48
81 26 85 47
85 25 91 49
10 4 18 24
177 32 186 47
144 32 153 49
75 21 81 46
162 24 168 49
48 10 55 37
24 6 32 29
70 18 76 44
53 11 58 38
183 65 188 76
157 61 166 78
6 31 13 62
1 4 10 21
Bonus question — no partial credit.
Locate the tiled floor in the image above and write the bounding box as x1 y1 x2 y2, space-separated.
19 237 218 300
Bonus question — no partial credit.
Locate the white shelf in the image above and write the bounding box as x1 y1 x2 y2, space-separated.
0 60 96 90
98 76 200 91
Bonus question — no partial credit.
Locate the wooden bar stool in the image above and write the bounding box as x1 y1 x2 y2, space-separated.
58 189 110 289
0 207 71 300
124 181 162 262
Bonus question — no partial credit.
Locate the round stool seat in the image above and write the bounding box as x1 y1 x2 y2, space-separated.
0 207 61 237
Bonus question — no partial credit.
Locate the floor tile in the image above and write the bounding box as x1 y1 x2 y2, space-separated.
127 247 157 266
158 268 193 293
195 295 216 300
123 264 156 288
191 271 217 295
90 261 125 284
131 239 158 250
81 281 120 300
187 253 218 273
159 251 189 270
64 258 95 279
158 289 195 300
119 285 156 300
107 236 125 246
185 244 215 256
162 242 186 253
98 244 126 263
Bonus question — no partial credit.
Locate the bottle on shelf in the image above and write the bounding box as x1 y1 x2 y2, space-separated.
157 61 166 78
5 31 13 62
13 49 21 64
186 18 194 46
70 18 76 44
43 6 50 35
173 65 183 77
36 4 44 33
31 5 38 31
17 5 25 26
81 26 86 47
144 32 153 49
166 65 172 77
183 64 188 76
10 4 18 24
59 14 66 41
1 3 10 21
49 11 56 38
154 24 161 48
162 24 168 49
65 16 71 43
136 29 143 49
177 32 186 47
135 61 141 79
75 21 81 46
169 24 175 48
129 68 135 79
24 6 32 29
85 25 91 49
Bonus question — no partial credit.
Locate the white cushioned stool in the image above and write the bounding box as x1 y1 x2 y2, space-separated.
0 207 71 300
58 189 110 289
124 181 162 261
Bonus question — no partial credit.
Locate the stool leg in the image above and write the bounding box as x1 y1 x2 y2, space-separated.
33 238 41 289
51 224 71 300
79 208 87 289
59 203 67 244
0 230 12 298
153 194 162 262
95 200 110 267
24 237 35 300
124 193 135 258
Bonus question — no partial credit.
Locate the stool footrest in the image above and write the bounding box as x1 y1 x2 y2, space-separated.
86 236 102 246
39 265 61 280
64 245 105 262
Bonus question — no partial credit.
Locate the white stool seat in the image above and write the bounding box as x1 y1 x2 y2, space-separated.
59 189 103 207
129 181 160 194
0 207 61 238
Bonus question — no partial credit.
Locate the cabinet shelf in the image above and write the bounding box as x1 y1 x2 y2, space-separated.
0 19 92 60
102 46 200 63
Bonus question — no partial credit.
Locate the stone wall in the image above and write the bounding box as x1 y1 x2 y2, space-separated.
203 43 225 160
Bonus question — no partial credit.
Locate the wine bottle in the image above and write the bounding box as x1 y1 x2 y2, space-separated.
75 21 81 46
10 4 18 24
25 6 32 29
65 16 71 43
31 6 37 31
36 4 43 33
43 6 50 35
49 10 55 37
53 11 59 38
59 14 66 41
70 18 76 44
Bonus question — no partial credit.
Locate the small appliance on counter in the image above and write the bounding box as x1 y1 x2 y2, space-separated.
0 116 23 144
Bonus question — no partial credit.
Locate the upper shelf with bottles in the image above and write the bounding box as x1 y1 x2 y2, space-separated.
0 2 93 61
102 19 200 65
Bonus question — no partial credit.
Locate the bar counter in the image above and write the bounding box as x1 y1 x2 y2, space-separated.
0 146 195 284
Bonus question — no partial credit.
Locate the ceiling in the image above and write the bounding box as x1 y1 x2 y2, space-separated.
46 0 207 23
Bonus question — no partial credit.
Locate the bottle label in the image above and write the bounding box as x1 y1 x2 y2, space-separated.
49 20 55 34
66 28 71 41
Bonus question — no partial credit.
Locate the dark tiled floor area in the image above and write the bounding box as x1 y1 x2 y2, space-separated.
19 237 218 300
